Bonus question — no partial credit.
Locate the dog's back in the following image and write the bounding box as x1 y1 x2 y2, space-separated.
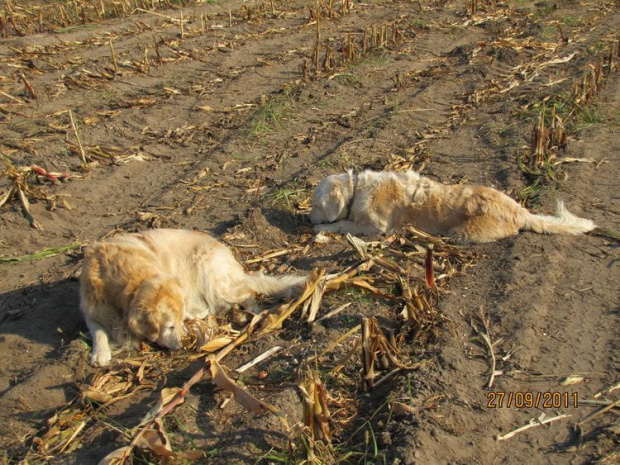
350 171 408 232
350 170 429 232
347 170 593 242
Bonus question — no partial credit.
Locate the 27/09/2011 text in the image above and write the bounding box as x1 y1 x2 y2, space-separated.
487 391 578 409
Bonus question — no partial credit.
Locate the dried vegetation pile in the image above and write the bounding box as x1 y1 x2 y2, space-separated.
19 225 473 462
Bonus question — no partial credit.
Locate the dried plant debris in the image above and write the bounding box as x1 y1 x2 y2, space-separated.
497 412 572 442
0 142 145 226
361 317 424 389
1 0 221 37
100 356 282 464
132 418 203 462
15 224 473 463
79 364 158 408
470 307 506 389
1 156 73 228
298 368 333 461
66 141 149 165
29 362 161 461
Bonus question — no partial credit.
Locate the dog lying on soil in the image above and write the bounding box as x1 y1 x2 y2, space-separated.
80 229 307 367
309 170 595 243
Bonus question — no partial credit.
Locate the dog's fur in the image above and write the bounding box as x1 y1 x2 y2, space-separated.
80 229 307 367
310 170 596 243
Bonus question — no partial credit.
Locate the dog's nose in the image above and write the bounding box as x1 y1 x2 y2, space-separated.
161 335 183 350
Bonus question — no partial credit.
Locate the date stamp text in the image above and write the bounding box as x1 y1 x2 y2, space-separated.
487 391 578 409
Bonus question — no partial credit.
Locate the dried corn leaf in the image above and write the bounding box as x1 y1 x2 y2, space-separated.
244 247 302 264
391 399 439 416
96 379 132 396
81 387 113 404
346 233 368 259
37 406 89 455
331 335 362 374
123 98 157 108
184 316 218 349
208 357 278 415
79 369 148 409
361 318 377 386
18 185 41 229
135 419 203 460
324 266 360 292
140 387 183 425
235 346 282 373
200 337 234 352
55 420 86 454
371 256 406 275
561 375 585 386
0 187 15 208
314 302 353 325
98 445 132 465
350 277 394 299
391 401 421 415
212 312 266 362
303 277 326 324
259 268 325 333
136 421 173 457
552 157 596 166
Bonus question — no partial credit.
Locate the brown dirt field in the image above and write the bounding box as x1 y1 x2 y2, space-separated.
1 1 619 463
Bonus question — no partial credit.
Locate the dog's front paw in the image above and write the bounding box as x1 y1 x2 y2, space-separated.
91 348 112 367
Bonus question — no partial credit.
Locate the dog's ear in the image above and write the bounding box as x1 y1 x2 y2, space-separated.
323 186 347 222
127 306 160 342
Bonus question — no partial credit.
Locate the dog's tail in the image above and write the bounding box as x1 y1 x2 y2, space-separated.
247 273 308 298
523 200 595 236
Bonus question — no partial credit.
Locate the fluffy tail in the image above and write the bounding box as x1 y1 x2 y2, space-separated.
247 273 308 298
524 200 595 236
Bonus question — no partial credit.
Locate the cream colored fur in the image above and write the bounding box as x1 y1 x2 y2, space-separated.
80 229 307 367
310 170 595 243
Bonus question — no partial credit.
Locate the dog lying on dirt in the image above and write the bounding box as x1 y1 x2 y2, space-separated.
80 229 307 367
309 170 595 243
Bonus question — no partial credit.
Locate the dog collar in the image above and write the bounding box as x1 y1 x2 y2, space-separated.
346 174 357 218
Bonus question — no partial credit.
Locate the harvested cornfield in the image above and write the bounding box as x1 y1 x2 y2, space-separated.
1 1 618 463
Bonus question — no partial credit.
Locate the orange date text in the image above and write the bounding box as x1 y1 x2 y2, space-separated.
486 391 578 409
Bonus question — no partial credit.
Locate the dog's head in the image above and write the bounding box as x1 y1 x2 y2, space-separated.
128 278 186 350
309 170 355 224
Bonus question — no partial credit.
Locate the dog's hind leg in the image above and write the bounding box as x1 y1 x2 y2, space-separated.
313 220 383 235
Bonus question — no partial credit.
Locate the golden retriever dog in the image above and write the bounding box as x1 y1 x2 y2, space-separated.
80 229 307 367
309 170 595 243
